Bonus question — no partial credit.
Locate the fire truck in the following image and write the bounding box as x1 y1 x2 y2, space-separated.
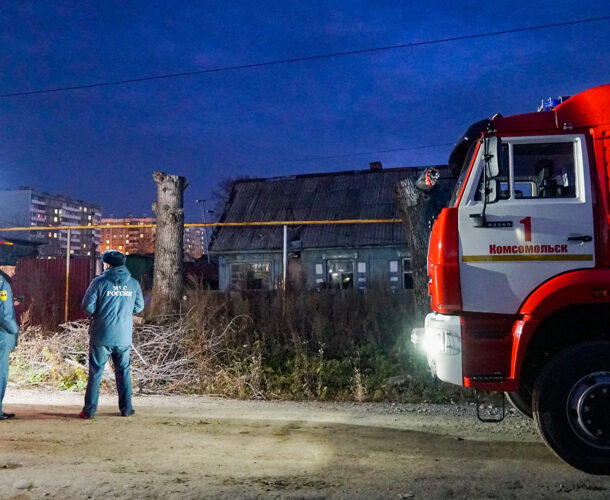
411 83 610 474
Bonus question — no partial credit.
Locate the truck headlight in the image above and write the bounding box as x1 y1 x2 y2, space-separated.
423 328 447 354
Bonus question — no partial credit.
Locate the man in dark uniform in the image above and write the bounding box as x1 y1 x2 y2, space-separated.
80 250 144 419
0 276 19 420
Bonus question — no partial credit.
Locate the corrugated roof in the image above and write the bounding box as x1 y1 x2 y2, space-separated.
211 166 449 251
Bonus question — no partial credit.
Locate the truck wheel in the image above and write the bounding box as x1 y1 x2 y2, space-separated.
533 342 610 474
505 387 533 419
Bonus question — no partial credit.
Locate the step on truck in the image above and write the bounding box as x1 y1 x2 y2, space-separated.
411 83 610 474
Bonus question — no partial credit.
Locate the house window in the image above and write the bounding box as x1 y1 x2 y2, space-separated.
230 262 272 290
403 258 413 289
389 260 399 273
327 259 354 289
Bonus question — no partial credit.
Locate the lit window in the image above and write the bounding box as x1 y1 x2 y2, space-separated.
126 240 129 244
106 240 110 244
48 232 52 237
118 245 122 250
87 251 91 256
88 215 92 220
326 260 354 289
70 249 74 254
83 207 87 212
53 216 58 222
54 233 58 238
140 234 144 238
106 245 110 250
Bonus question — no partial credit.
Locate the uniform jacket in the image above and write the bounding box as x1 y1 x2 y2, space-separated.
81 265 144 346
0 279 19 351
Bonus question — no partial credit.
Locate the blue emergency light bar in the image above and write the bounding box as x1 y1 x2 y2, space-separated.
537 95 570 112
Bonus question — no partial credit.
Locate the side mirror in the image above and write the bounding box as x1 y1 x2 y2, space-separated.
485 136 501 178
415 167 440 191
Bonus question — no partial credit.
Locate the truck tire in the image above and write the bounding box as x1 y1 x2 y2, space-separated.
533 342 610 474
505 387 533 419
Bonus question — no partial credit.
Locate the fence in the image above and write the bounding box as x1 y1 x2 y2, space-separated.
0 219 402 323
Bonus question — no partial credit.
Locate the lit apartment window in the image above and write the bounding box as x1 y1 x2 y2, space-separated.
140 234 144 238
126 252 129 255
54 233 58 238
54 209 58 214
118 245 122 250
53 216 58 222
87 251 91 256
83 244 87 249
88 215 92 220
83 207 87 212
70 249 74 254
88 223 92 226
106 245 110 250
48 232 52 237
106 240 110 244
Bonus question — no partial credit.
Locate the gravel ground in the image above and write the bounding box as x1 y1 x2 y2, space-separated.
1 387 609 499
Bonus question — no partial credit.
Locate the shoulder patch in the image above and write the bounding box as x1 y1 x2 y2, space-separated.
0 290 7 301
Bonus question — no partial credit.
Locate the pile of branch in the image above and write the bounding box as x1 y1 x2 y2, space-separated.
13 314 254 394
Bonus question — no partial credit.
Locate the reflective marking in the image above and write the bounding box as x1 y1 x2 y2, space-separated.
462 254 594 262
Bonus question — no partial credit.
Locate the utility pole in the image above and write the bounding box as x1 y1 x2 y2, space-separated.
195 199 211 263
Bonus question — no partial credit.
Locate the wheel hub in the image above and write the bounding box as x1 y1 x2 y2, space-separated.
568 372 610 449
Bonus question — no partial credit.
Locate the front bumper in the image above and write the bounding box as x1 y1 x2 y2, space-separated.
411 312 463 386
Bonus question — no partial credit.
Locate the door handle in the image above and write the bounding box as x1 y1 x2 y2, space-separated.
567 235 592 242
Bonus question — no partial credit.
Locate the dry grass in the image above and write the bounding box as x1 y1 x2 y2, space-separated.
11 288 469 403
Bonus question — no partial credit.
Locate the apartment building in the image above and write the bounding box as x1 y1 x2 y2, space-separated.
183 226 207 260
101 217 207 260
100 217 156 255
0 187 101 257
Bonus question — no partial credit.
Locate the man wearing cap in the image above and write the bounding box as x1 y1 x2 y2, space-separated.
0 276 19 420
80 250 144 419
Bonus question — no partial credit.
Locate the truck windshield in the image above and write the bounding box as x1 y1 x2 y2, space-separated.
448 140 479 207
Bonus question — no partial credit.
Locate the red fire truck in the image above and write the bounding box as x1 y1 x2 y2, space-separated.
412 83 610 474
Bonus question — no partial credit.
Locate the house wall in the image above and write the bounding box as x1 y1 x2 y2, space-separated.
218 246 411 291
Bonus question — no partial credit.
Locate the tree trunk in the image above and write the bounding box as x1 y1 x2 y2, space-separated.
396 178 434 325
151 171 188 316
395 172 455 325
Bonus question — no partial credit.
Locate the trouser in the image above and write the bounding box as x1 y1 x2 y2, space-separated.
0 346 9 415
83 345 133 417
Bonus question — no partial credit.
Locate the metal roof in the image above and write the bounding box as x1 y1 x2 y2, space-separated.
211 166 449 252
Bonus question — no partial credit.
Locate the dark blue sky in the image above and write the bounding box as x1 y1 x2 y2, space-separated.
1 1 609 221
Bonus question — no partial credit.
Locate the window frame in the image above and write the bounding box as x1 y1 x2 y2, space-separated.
402 258 413 290
463 134 587 206
326 259 354 289
229 261 274 291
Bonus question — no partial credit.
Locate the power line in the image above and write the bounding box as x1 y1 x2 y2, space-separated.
2 15 609 98
293 143 454 162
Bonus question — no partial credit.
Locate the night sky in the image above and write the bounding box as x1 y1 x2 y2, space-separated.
1 1 609 222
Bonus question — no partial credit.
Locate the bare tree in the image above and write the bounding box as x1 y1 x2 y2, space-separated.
395 170 455 324
151 171 188 316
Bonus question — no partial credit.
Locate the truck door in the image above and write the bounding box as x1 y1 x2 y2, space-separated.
458 135 595 314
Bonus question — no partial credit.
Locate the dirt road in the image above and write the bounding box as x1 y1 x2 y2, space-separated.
1 388 609 499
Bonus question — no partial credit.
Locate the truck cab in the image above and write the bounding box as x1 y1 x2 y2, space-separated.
413 83 610 474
